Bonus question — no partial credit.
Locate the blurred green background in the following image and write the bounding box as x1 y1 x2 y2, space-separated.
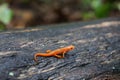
0 0 119 31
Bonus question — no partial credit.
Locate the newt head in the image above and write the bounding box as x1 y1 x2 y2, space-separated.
67 45 75 50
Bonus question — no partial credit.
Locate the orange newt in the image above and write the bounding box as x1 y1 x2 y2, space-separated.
34 45 75 63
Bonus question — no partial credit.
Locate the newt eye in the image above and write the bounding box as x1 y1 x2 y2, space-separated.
69 45 75 50
70 47 73 50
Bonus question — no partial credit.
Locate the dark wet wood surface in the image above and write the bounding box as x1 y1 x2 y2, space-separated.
0 17 120 80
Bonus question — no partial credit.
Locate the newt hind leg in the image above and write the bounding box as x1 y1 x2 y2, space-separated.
34 55 38 63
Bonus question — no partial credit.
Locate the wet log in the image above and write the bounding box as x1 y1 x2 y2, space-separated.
0 17 120 80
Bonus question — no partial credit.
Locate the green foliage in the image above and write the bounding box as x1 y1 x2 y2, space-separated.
0 23 5 31
82 12 95 20
91 0 112 18
0 3 13 25
116 2 120 10
82 0 114 19
91 0 102 10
